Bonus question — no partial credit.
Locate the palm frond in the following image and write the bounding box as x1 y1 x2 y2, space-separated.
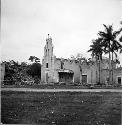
113 28 122 38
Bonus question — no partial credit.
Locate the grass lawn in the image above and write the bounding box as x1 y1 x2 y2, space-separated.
1 84 122 89
1 91 121 125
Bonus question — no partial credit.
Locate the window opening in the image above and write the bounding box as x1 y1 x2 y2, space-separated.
46 63 48 68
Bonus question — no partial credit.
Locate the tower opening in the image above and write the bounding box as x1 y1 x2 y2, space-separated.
46 63 48 68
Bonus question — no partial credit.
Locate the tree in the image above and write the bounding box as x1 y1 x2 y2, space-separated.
4 61 15 82
98 24 122 84
110 39 122 84
35 57 40 63
88 38 103 84
29 56 40 63
28 56 41 83
4 60 21 84
119 21 122 52
27 63 41 79
120 48 122 53
119 36 122 42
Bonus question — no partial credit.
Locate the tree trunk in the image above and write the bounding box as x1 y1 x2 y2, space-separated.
99 58 101 84
109 41 111 85
111 52 114 85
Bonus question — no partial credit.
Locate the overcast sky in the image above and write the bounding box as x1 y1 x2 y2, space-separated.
1 0 122 64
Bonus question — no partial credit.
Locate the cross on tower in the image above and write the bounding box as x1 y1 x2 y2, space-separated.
48 34 50 38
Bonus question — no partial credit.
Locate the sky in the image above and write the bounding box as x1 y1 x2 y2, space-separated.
1 0 122 64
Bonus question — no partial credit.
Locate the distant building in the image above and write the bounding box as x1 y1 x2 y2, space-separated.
41 35 122 85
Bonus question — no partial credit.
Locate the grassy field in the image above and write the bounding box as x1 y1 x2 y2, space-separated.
1 84 122 89
1 91 121 125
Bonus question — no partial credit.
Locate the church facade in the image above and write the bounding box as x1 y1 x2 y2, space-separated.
41 35 122 85
41 35 81 84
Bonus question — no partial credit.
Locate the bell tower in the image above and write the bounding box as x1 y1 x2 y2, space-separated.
43 34 54 83
44 34 53 64
44 34 53 58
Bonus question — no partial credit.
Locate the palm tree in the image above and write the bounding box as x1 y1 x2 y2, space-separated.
35 57 40 63
98 24 122 84
88 38 103 84
110 40 122 84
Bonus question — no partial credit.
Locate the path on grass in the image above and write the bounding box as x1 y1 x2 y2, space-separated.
1 88 122 92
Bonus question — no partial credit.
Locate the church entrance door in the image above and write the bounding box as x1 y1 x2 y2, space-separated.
82 75 87 84
58 72 73 84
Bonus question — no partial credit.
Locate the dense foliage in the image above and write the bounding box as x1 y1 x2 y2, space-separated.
3 57 41 85
27 63 41 79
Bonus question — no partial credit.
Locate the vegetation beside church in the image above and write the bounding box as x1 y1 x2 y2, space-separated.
2 56 41 85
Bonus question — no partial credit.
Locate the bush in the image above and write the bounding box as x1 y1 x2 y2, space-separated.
27 63 41 79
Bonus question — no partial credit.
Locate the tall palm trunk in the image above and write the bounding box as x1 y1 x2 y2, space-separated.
111 52 114 85
99 56 101 84
109 41 111 85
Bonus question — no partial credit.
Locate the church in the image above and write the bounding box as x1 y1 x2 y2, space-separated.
41 34 122 85
41 34 81 84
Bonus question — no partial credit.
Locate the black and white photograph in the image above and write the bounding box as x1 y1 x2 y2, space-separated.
1 0 122 124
